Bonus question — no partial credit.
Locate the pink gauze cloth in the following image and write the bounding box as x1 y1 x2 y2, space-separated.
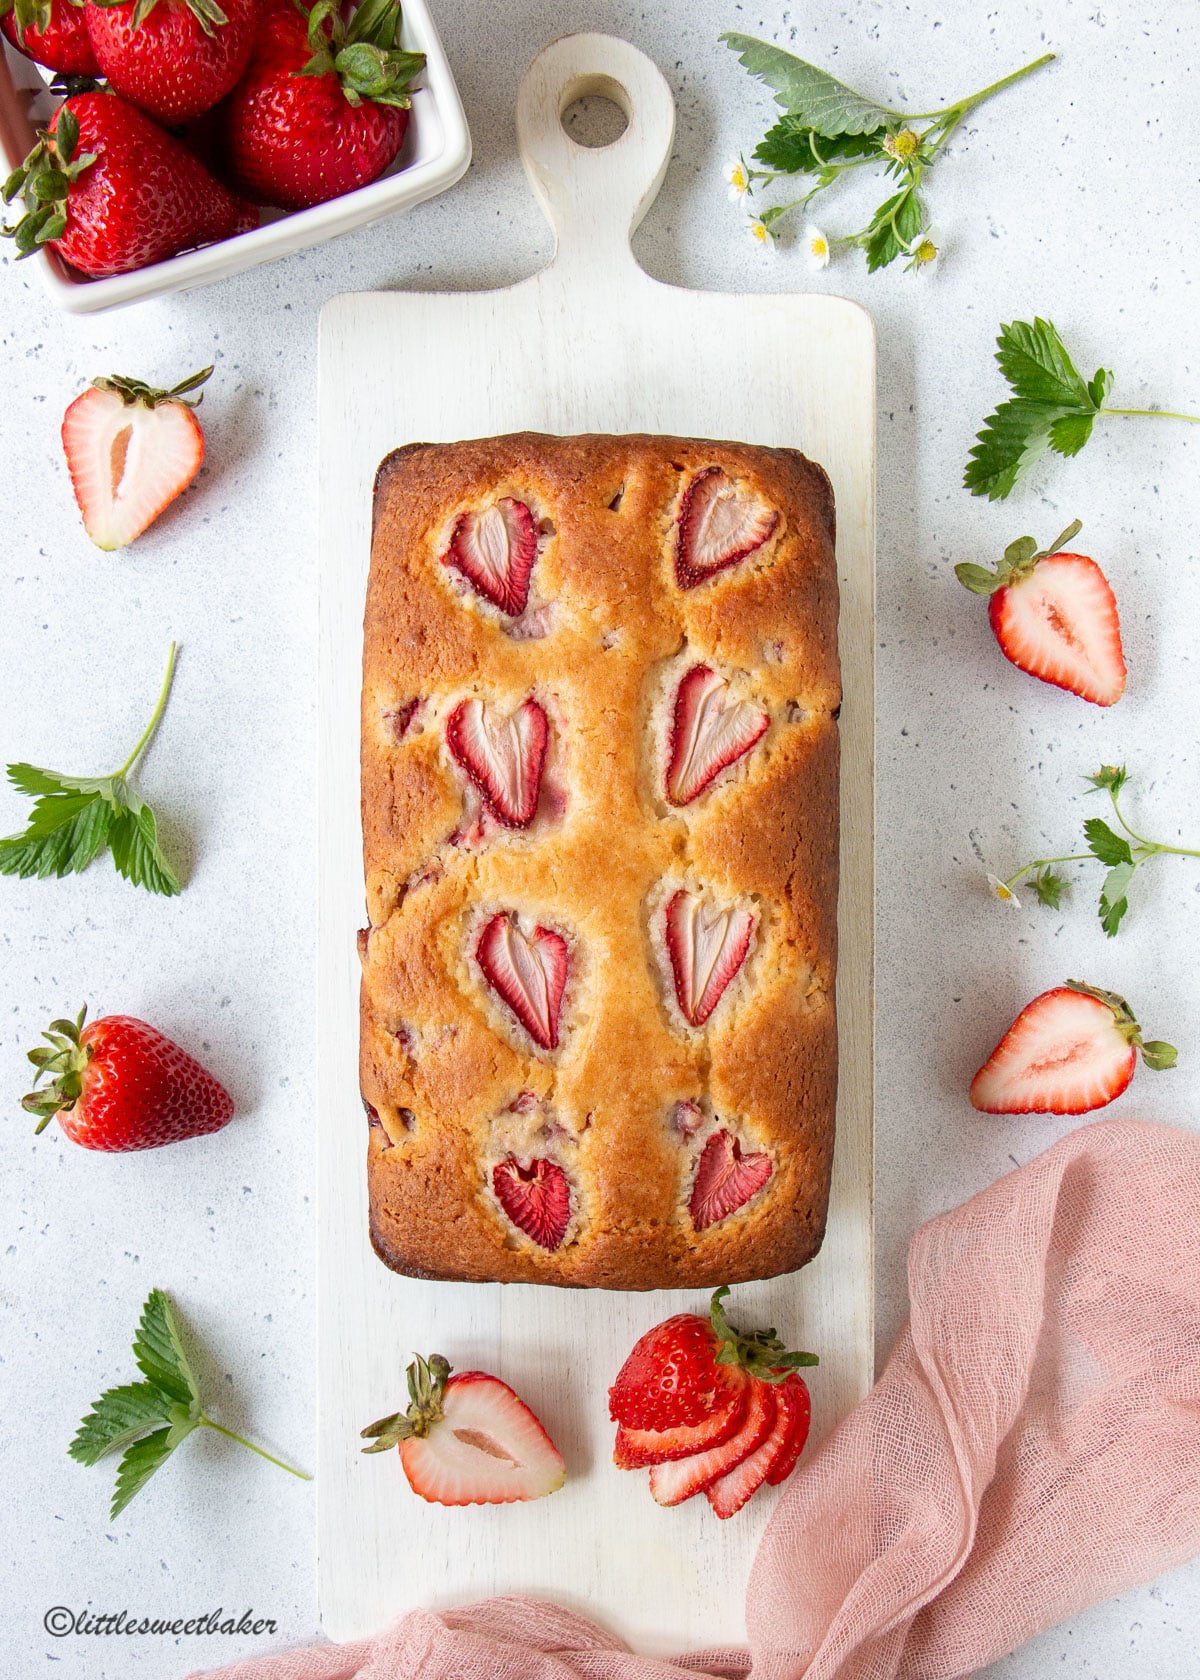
190 1116 1200 1680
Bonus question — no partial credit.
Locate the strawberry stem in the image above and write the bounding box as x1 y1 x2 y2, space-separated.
1101 407 1200 425
116 643 177 779
200 1417 311 1479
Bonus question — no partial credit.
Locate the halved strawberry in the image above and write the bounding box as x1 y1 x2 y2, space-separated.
665 665 769 806
969 980 1176 1115
614 1385 749 1467
650 1379 776 1506
689 1129 773 1230
492 1156 571 1250
61 366 212 551
443 498 538 616
665 888 754 1026
446 696 548 828
676 467 778 589
956 520 1126 707
764 1373 813 1487
362 1354 565 1507
705 1379 795 1518
476 912 569 1051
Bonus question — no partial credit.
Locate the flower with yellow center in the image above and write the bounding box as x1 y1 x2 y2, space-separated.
987 873 1021 909
802 223 831 270
883 128 921 161
749 219 772 247
911 231 940 268
725 159 749 201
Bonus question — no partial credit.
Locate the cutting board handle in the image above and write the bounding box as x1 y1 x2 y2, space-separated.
516 33 676 275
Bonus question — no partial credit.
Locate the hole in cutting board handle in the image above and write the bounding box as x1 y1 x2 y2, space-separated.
557 72 632 151
561 94 629 149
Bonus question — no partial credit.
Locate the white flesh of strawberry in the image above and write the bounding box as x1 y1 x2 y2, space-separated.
447 697 547 826
649 1379 775 1507
705 1383 792 1518
667 667 769 806
63 388 203 552
680 470 776 580
970 987 1135 1115
667 889 755 1026
995 556 1126 706
399 1373 566 1506
477 914 568 1050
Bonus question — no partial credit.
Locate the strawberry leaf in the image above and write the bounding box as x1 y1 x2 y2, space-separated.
69 1382 173 1466
863 185 922 272
1098 862 1134 937
132 1289 201 1410
721 33 900 134
110 1427 175 1519
963 398 1066 501
1084 817 1133 867
753 116 882 172
1141 1040 1178 1071
994 318 1091 407
108 805 181 897
1048 410 1096 458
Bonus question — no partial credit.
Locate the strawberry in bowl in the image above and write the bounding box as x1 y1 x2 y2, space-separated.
219 0 426 210
609 1287 817 1517
83 0 259 125
1 0 99 71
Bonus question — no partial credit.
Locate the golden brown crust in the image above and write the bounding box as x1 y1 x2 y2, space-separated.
360 433 839 1289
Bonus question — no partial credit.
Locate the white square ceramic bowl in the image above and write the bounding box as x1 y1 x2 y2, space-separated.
0 0 470 313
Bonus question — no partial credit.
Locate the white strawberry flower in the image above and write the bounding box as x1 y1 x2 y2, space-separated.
749 218 773 248
725 158 750 201
803 224 831 270
908 228 941 270
987 873 1021 909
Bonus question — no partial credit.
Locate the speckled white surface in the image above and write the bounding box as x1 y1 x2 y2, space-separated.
1 2 1198 1676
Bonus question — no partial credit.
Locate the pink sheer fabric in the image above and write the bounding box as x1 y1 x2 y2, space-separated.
191 1117 1200 1680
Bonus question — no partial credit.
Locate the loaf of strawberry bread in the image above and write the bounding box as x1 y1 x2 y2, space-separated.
360 433 840 1289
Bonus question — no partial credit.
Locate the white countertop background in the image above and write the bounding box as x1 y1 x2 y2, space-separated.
2 1 1199 1675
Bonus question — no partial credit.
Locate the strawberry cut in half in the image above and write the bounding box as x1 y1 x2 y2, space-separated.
62 365 213 551
476 912 569 1051
969 980 1176 1115
650 1377 776 1507
664 888 755 1027
675 467 778 589
689 1128 773 1230
443 499 539 617
361 1354 565 1507
665 665 769 806
955 520 1126 707
492 1155 571 1250
445 696 549 828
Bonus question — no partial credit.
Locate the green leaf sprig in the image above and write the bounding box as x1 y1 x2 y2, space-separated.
70 1289 309 1521
0 643 182 895
991 765 1200 937
722 34 1053 270
965 317 1200 499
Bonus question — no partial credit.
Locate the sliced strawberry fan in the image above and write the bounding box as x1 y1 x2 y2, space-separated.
476 912 569 1052
675 467 778 589
443 499 540 617
665 665 769 806
446 696 549 828
664 888 755 1026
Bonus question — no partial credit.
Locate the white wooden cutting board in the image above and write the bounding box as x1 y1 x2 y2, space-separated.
317 32 875 1656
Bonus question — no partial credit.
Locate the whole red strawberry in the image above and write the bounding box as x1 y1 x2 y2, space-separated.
0 92 258 277
0 0 99 71
220 0 425 210
84 0 258 125
22 1006 235 1152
